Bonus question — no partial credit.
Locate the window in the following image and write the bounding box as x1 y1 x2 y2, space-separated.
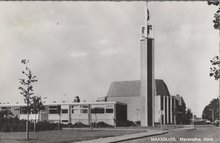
1 107 11 110
61 120 68 123
62 109 68 114
80 109 88 114
80 105 88 108
49 110 58 114
72 105 79 109
106 108 113 113
49 106 58 108
91 107 105 114
49 105 60 114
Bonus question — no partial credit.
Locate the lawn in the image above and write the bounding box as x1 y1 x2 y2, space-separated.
0 128 147 143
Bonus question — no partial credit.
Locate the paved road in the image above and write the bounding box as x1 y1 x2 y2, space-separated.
120 125 220 143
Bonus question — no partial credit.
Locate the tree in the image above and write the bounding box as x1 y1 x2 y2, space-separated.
30 96 44 133
210 56 220 79
175 99 187 124
208 0 220 79
208 1 220 78
208 0 220 128
208 0 219 6
18 59 38 140
57 105 61 130
185 108 193 124
202 105 213 122
202 98 219 121
207 0 220 29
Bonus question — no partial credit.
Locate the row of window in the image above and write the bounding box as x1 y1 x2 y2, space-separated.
48 105 61 114
1 105 114 115
72 105 88 109
71 108 113 114
1 107 11 110
20 107 46 114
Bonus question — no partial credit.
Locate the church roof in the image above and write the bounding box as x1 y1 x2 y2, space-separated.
155 79 171 97
106 79 170 97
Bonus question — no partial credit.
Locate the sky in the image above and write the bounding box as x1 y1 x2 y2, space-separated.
0 1 219 117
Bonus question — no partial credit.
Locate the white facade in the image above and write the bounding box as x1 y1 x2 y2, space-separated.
140 37 155 127
154 96 161 123
140 38 148 127
154 95 176 125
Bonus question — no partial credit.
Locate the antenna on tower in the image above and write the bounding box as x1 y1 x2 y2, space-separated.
146 1 152 37
141 1 152 39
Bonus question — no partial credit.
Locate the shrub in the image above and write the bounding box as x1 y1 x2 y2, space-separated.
64 123 74 128
97 122 113 127
73 122 88 128
0 117 27 132
116 120 136 127
90 122 113 128
0 116 59 132
134 121 141 126
36 121 59 131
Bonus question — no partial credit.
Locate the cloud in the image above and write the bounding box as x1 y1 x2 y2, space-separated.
70 51 88 58
99 49 118 56
98 39 109 45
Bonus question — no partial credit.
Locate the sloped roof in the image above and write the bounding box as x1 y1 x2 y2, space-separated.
106 79 170 97
155 79 170 97
107 80 141 97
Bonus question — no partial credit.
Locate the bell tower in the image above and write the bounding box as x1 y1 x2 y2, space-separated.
140 10 155 126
